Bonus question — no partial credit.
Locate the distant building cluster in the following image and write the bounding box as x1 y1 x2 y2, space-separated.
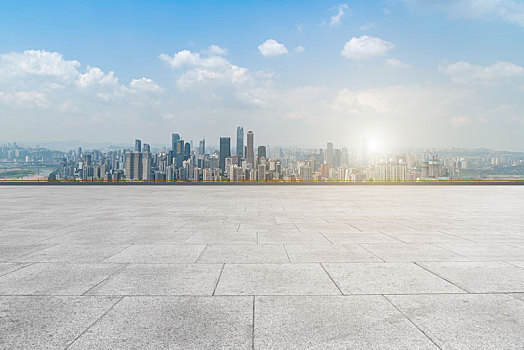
0 142 63 164
50 129 452 182
3 136 524 182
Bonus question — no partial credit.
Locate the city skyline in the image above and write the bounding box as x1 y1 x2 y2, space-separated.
1 1 524 150
4 124 524 182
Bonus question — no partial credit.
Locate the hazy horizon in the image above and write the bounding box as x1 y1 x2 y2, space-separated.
1 0 524 151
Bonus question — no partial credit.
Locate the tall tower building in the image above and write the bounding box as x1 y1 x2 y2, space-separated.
236 127 244 158
246 131 254 168
175 140 184 168
142 148 152 181
135 139 142 153
198 139 206 155
172 134 180 152
325 142 334 166
219 137 231 171
184 142 191 161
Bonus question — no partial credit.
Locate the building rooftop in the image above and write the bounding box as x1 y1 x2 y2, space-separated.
1 185 523 349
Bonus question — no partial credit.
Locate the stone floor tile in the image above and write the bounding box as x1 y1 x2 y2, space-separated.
284 244 382 263
13 244 129 263
255 296 439 350
388 294 524 350
257 232 330 244
104 244 206 263
215 263 341 295
321 231 399 244
0 262 123 295
0 262 31 277
362 243 470 262
87 264 223 295
197 244 289 263
435 243 524 261
323 262 464 294
0 243 55 262
0 296 120 350
68 296 253 350
418 261 524 293
185 232 257 244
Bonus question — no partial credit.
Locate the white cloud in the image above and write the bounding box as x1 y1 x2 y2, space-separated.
386 58 410 69
330 4 349 26
0 50 80 80
341 35 394 60
294 45 305 53
159 50 200 68
0 91 50 109
205 44 228 56
258 39 288 57
129 78 163 92
403 0 524 27
0 49 162 110
440 61 524 85
159 50 251 89
77 66 119 88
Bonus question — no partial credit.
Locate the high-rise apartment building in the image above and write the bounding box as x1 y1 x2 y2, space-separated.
246 131 254 168
125 151 143 181
219 137 231 171
376 160 407 182
257 163 266 181
236 126 244 158
142 151 151 180
320 163 331 179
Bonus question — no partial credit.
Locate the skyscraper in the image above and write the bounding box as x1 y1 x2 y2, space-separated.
184 142 190 161
219 137 231 171
236 126 244 158
325 142 333 166
175 140 184 168
198 139 205 155
142 152 151 180
135 139 142 153
246 131 254 168
172 133 180 152
257 145 266 164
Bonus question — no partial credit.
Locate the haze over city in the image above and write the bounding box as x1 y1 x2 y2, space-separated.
1 0 524 150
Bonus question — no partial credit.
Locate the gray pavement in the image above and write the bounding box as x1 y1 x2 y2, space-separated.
0 185 523 349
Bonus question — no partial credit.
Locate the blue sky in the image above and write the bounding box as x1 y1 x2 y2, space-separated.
1 0 524 150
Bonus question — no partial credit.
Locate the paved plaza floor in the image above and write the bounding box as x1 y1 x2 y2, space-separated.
1 185 524 349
